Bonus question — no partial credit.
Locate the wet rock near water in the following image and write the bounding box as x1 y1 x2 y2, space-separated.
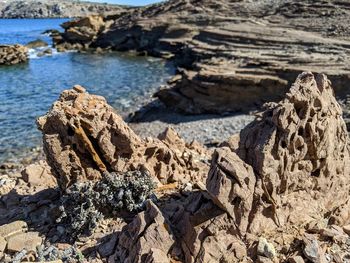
0 45 28 65
26 39 49 49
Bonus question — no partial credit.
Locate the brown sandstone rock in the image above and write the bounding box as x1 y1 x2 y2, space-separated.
144 248 170 263
0 44 28 65
0 221 27 240
56 15 107 49
37 87 210 189
26 39 48 49
236 72 350 233
7 231 42 253
112 201 174 262
0 236 6 252
206 147 255 234
54 0 350 114
21 160 57 188
34 72 350 262
200 72 350 260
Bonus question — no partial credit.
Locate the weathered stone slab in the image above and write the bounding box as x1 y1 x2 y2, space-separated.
0 221 27 240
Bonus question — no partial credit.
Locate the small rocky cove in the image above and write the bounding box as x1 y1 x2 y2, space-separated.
2 1 350 263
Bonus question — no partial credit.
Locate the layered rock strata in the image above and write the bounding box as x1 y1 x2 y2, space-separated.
54 0 350 114
0 45 28 65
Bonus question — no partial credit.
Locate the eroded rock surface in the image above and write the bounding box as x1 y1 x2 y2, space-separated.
112 201 174 263
4 72 350 262
54 0 350 114
237 72 350 233
0 45 28 65
108 73 350 262
37 85 210 189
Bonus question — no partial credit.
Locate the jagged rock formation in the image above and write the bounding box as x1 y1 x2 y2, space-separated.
54 0 350 114
0 45 28 65
236 72 350 233
37 85 210 189
0 0 126 19
4 72 344 262
106 73 350 262
112 200 175 262
53 15 108 51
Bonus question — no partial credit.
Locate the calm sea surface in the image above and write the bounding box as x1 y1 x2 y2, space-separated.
0 19 174 162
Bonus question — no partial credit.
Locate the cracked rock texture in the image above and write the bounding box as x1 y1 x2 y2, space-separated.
37 85 210 189
0 45 28 65
54 0 350 114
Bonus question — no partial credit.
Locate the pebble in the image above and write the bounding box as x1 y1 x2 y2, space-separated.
257 237 276 259
303 234 325 263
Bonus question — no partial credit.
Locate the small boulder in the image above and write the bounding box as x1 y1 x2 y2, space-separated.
0 44 28 65
26 39 48 49
257 237 276 259
21 161 57 188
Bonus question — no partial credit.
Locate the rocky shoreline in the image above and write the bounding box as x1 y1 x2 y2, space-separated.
2 1 350 262
0 0 127 19
1 73 350 262
53 0 350 115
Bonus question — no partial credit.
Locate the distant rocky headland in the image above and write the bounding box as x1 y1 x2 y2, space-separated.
0 0 127 18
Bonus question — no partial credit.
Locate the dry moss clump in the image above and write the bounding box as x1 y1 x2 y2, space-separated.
56 170 156 240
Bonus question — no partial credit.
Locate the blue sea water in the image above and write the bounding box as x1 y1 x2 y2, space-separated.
0 19 174 162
